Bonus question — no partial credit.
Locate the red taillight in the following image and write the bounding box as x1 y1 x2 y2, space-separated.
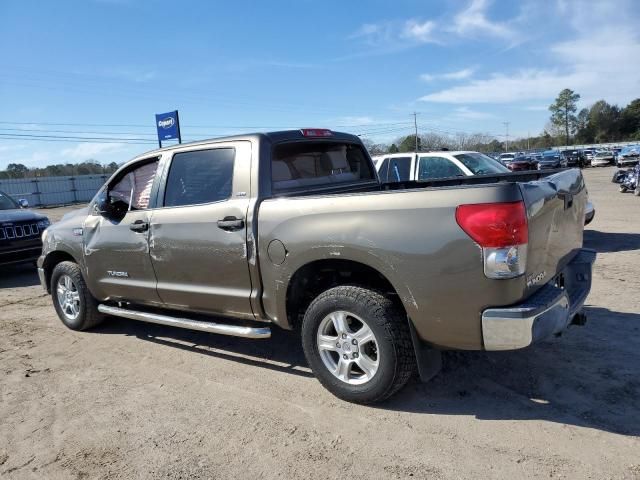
455 201 528 248
300 128 333 137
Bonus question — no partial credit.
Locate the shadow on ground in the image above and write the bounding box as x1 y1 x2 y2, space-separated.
584 230 640 253
0 264 40 288
93 305 640 437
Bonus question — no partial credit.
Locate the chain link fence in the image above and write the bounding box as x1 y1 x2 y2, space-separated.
0 174 108 207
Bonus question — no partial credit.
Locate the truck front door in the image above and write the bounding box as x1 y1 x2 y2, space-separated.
149 141 254 320
83 157 162 305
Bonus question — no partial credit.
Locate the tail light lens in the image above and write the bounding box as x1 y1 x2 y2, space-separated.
456 201 528 279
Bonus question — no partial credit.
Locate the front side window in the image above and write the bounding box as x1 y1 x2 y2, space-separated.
418 156 465 180
110 159 159 210
453 152 509 175
164 148 235 207
272 142 375 191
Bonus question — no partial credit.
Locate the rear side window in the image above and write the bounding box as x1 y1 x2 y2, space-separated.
385 157 412 182
418 156 465 180
272 142 375 191
164 148 235 207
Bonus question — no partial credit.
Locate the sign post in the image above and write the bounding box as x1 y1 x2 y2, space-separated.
155 110 182 148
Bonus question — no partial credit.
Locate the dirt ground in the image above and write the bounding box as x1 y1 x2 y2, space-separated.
1 167 639 479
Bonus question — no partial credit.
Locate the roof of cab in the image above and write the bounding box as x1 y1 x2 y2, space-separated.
134 129 362 158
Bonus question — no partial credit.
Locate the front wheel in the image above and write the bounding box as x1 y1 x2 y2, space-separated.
51 261 104 331
301 286 415 404
620 185 628 193
634 187 640 196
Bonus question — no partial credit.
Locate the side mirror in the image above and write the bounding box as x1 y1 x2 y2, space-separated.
94 190 111 216
18 199 29 208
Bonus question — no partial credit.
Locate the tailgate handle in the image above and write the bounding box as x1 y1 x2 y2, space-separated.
558 192 573 210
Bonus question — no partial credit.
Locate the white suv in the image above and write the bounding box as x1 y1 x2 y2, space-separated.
372 151 509 183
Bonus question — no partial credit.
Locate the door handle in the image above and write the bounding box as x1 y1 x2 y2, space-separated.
217 216 245 231
129 220 149 232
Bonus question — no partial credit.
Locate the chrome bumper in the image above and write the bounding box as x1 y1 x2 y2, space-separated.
482 248 596 351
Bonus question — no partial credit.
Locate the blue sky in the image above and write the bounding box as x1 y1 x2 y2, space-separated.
1 0 639 169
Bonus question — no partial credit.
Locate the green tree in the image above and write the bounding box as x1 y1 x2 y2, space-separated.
620 98 640 138
398 134 421 152
6 163 29 178
588 100 621 143
549 89 580 145
388 143 399 153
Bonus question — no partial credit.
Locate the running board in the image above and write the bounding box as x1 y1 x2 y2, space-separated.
97 305 271 339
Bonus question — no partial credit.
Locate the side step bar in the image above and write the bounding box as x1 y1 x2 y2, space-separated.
97 304 271 339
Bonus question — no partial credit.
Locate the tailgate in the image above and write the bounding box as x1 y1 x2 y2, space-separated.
519 168 586 296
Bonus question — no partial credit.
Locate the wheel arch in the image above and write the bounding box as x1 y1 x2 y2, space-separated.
284 258 403 331
42 250 79 293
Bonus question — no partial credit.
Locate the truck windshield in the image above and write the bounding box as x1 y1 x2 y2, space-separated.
0 191 19 210
272 142 375 191
454 152 510 175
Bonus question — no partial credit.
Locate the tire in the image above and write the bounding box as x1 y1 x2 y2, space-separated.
634 187 640 197
301 286 416 404
620 185 628 193
51 261 104 331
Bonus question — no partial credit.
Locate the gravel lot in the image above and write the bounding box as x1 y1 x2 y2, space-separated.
1 167 639 479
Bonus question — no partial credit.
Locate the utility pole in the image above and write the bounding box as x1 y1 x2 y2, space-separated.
413 112 419 152
503 121 510 152
527 131 530 151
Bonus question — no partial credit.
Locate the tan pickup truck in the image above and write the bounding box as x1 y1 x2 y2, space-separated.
38 129 595 403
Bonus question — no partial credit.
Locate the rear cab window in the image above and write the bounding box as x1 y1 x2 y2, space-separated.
271 141 375 192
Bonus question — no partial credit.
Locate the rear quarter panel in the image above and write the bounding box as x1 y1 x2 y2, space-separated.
258 184 529 350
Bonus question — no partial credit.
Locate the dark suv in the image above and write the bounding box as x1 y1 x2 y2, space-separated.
0 190 50 267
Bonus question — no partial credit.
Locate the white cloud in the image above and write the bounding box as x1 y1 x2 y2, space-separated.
60 142 127 160
401 20 436 43
449 0 515 39
349 19 439 50
420 25 640 106
452 106 496 120
421 68 476 82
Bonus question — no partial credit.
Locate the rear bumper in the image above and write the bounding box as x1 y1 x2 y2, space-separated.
482 248 596 351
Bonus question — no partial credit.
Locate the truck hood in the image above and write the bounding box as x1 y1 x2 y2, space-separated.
61 206 90 222
0 209 47 223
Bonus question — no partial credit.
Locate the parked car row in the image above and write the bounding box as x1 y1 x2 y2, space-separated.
373 149 595 226
498 150 567 171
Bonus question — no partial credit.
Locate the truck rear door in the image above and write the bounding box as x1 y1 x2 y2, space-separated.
148 141 255 320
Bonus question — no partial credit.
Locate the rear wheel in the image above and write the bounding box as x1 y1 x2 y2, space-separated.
51 261 104 331
620 185 628 193
301 286 415 404
634 187 640 196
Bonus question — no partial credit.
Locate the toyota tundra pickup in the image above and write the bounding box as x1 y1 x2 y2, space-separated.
38 129 595 403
